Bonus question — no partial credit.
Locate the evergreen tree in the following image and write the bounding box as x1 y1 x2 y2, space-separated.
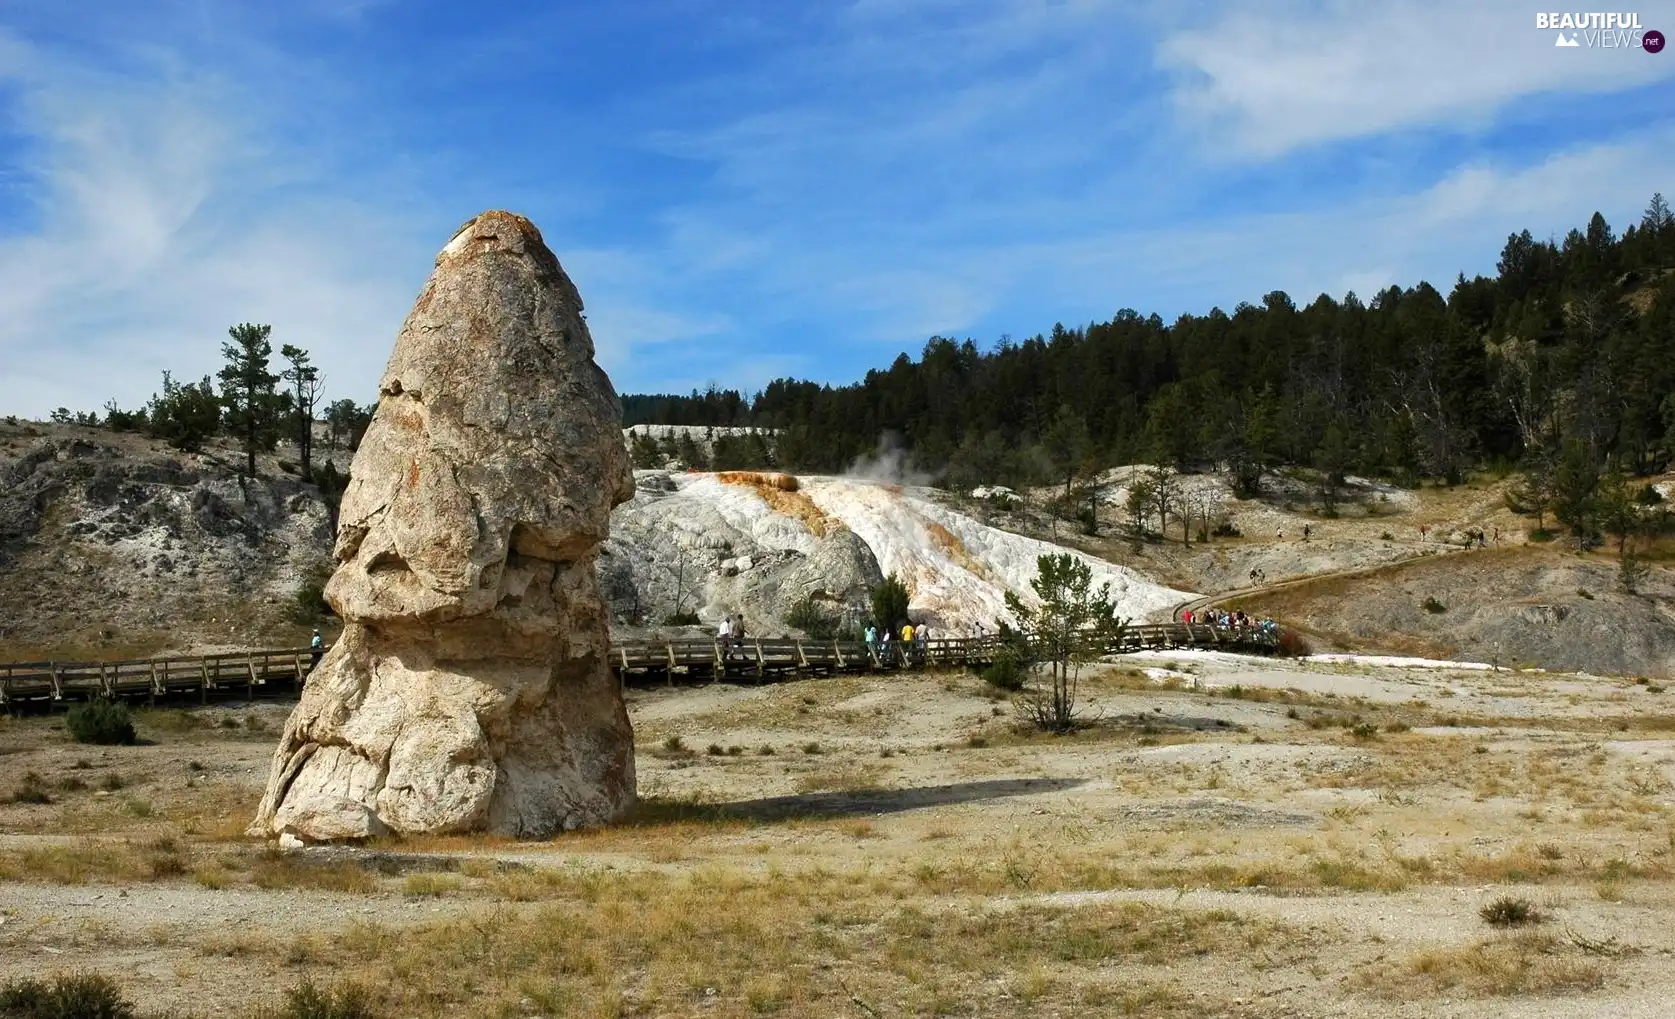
218 323 280 477
279 344 324 480
1551 440 1601 548
870 573 911 633
1005 553 1127 733
146 372 222 451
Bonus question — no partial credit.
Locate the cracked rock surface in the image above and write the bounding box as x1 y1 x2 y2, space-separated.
249 210 636 841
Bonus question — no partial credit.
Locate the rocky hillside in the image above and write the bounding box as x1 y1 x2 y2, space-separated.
1227 546 1675 676
0 420 335 659
8 420 1675 678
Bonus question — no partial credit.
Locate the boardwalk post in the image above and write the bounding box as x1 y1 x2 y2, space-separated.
713 640 725 682
754 640 765 681
199 660 209 703
294 653 305 683
796 640 809 671
834 640 845 669
247 658 258 700
49 662 62 701
665 642 676 687
149 661 160 707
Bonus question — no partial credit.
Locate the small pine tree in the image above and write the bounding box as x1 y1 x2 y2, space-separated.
1006 553 1127 732
870 573 911 634
218 323 281 477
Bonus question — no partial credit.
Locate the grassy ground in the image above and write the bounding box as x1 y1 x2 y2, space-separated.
3 659 1675 1018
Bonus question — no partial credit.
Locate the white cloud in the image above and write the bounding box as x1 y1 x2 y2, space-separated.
0 31 436 419
1157 0 1675 156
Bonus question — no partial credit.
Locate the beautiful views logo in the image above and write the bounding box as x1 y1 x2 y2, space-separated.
1536 11 1664 50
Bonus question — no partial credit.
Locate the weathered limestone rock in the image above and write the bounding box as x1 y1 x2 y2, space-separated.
249 211 636 841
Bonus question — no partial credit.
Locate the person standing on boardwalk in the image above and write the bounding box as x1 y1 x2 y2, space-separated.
310 629 324 670
915 621 929 664
865 623 878 658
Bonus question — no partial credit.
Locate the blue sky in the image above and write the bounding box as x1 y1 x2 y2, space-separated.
1 0 1673 417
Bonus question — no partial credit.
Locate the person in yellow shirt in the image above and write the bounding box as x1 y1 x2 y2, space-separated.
901 622 914 643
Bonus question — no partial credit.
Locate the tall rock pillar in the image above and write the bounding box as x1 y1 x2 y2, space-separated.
250 211 636 840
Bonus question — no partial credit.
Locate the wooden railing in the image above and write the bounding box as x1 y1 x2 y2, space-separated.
0 623 1279 707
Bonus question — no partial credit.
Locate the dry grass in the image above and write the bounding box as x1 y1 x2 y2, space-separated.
216 867 1293 1019
1354 932 1607 998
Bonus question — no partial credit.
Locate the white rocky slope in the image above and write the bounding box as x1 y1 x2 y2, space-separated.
601 471 1193 634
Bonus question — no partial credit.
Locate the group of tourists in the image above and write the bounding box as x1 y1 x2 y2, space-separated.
1180 608 1278 635
863 620 932 664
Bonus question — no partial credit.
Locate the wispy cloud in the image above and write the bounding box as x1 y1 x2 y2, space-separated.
1157 0 1675 157
0 30 431 417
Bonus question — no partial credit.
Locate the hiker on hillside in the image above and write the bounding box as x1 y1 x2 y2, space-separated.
1302 524 1311 542
310 629 324 669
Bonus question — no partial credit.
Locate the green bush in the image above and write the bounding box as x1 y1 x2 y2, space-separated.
870 573 911 633
1422 597 1446 614
786 596 840 639
979 649 1027 691
0 973 137 1019
256 981 378 1019
289 572 332 625
64 699 136 746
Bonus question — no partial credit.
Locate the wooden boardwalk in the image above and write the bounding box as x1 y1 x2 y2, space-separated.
0 623 1278 709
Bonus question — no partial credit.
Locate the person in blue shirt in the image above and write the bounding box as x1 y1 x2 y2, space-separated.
309 629 324 670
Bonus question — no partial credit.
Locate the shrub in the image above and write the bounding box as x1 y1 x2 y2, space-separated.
786 595 840 640
1350 722 1380 740
661 735 685 753
664 609 700 626
1275 628 1313 657
0 973 137 1019
260 981 378 1019
6 771 54 805
1380 531 1394 541
1422 597 1447 614
870 573 911 633
65 699 136 746
979 648 1027 691
1479 896 1541 927
1211 521 1241 538
288 572 332 624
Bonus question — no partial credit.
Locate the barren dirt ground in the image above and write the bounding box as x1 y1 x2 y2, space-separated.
4 659 1675 1019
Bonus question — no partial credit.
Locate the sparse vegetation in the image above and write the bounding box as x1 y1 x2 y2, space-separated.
1480 896 1542 927
0 973 136 1019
